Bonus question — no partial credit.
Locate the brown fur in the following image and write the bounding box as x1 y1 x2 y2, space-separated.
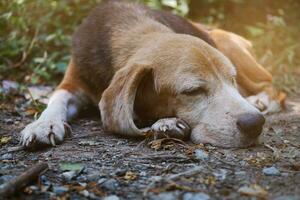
58 1 283 137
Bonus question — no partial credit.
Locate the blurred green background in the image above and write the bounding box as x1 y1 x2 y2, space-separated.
0 0 299 93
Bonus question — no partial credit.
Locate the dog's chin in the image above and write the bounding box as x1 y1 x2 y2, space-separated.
190 130 260 149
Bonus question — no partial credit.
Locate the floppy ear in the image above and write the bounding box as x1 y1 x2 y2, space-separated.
99 64 153 137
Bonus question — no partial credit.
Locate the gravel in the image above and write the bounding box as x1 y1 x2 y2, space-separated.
263 166 281 176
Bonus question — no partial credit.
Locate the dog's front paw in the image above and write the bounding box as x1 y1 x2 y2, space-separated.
151 118 191 140
246 92 281 114
20 119 71 149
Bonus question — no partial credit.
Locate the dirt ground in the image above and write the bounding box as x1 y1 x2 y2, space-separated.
0 91 300 200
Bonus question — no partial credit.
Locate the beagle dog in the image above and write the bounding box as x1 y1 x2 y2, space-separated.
20 1 285 149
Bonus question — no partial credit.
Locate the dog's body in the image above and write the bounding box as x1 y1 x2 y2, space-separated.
20 1 285 149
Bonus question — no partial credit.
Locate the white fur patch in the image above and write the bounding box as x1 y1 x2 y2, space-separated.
20 89 83 148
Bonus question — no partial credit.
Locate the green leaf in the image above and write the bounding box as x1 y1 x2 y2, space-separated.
55 62 67 73
59 162 84 172
245 25 264 37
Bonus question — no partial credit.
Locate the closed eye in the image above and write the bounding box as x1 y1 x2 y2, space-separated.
181 86 208 96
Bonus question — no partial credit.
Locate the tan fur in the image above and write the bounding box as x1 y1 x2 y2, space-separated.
191 22 286 107
21 3 275 149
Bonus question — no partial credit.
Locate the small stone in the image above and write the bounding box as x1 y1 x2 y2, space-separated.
194 149 209 160
1 153 13 160
78 182 87 187
4 119 13 124
281 172 289 177
140 171 147 177
2 80 19 95
86 172 101 181
115 168 127 176
40 175 51 186
103 195 120 200
31 155 38 161
274 196 298 200
183 192 210 200
263 166 280 176
234 171 246 176
150 192 179 200
77 175 88 182
62 171 77 181
0 175 16 185
52 186 68 195
100 179 119 191
97 178 107 185
238 184 268 198
213 169 227 180
79 189 89 197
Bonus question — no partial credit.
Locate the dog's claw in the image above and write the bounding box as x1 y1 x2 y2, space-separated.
177 122 186 129
49 133 56 146
64 122 73 137
160 125 168 132
151 118 191 140
20 119 66 149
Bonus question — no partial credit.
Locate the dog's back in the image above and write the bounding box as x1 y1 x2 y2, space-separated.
72 1 215 93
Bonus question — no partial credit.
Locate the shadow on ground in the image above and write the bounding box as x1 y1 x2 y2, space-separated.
0 95 299 200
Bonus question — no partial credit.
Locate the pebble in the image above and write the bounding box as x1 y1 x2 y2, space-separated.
150 192 180 200
52 186 68 195
213 169 227 181
62 171 77 181
100 179 119 191
4 119 13 124
78 182 87 187
31 155 38 161
115 168 127 176
263 166 280 176
1 153 13 160
79 190 90 197
103 195 120 200
140 171 147 177
281 172 289 177
194 149 209 160
234 171 246 176
0 175 16 185
86 172 101 181
274 196 298 200
97 178 107 185
2 80 19 94
183 192 210 200
77 175 88 182
40 175 51 186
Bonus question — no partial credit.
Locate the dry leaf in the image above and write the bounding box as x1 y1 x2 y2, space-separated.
124 171 137 181
0 136 11 145
150 140 162 150
238 184 268 199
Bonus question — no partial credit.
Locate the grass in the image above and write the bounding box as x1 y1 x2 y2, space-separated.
0 0 299 93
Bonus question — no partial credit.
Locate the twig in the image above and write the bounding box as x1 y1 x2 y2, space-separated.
13 28 39 68
143 165 203 197
0 162 48 197
26 87 39 108
0 146 24 155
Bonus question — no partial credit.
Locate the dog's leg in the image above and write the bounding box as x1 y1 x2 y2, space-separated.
20 89 86 148
142 118 191 140
20 60 90 149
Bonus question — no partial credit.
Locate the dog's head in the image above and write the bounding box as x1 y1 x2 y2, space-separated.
100 34 265 148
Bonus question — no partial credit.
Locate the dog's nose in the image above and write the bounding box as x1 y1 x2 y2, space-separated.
237 113 265 138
